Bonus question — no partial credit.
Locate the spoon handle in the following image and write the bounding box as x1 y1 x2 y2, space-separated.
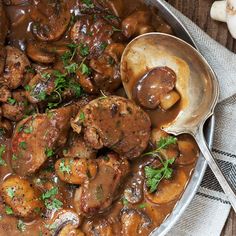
195 127 236 212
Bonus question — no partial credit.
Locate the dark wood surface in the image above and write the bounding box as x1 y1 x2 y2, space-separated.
167 0 236 235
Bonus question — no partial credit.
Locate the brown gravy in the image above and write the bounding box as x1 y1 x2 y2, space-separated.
0 1 198 235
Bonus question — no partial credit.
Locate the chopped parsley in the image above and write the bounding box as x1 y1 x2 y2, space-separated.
122 197 129 206
138 203 148 209
17 220 26 232
82 0 94 8
143 136 177 193
142 136 177 157
37 91 47 101
41 187 58 200
80 62 91 76
7 98 16 105
99 42 108 51
24 85 31 92
145 158 175 193
12 154 18 161
59 160 71 174
112 26 122 32
79 43 89 57
5 206 13 215
6 187 15 199
79 112 85 122
65 63 78 74
45 148 54 158
19 141 27 150
23 126 33 134
0 145 6 166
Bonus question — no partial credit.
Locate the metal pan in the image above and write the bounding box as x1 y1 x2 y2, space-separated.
144 0 215 235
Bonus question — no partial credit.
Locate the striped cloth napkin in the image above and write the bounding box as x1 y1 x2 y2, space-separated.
154 1 236 236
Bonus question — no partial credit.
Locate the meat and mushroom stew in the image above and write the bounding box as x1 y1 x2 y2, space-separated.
0 0 199 235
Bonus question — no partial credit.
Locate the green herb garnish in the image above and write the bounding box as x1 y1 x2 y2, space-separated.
19 141 27 150
17 220 26 232
45 148 54 158
82 0 94 8
5 206 13 215
79 43 89 57
0 145 6 166
6 187 15 199
7 98 16 105
59 160 71 174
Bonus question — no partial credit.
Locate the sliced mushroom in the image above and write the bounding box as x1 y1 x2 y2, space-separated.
176 135 199 165
77 71 98 94
159 90 181 110
31 0 71 41
44 209 81 236
133 67 177 110
0 46 30 89
120 209 152 235
88 220 114 236
55 158 98 185
144 168 188 204
1 175 44 220
63 134 97 159
74 153 129 216
11 106 73 176
26 41 56 64
58 224 84 236
124 175 143 204
3 0 30 5
122 11 154 38
150 128 179 160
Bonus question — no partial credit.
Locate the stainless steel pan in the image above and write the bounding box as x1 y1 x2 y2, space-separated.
143 1 215 235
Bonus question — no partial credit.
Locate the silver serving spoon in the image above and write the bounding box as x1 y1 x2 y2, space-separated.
120 32 236 212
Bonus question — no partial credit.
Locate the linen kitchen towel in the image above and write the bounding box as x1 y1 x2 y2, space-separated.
152 1 236 236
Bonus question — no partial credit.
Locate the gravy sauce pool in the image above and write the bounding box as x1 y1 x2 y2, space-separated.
0 1 199 235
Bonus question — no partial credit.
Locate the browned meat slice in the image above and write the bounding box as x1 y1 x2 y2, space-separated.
30 0 70 41
71 96 151 159
74 153 129 216
11 106 74 176
55 158 98 184
2 89 34 121
1 175 44 220
0 2 9 45
0 86 11 102
70 15 113 58
63 133 97 159
0 46 30 89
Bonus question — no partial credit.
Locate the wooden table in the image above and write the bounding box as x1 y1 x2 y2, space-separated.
167 0 236 235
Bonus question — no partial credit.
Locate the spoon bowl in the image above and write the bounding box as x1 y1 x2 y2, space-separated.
121 32 236 212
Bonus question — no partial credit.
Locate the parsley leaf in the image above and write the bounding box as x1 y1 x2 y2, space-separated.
65 63 78 74
143 136 177 157
80 63 91 76
44 198 63 210
41 187 58 200
0 145 6 166
7 98 16 105
59 160 71 174
17 219 26 232
82 0 94 8
6 187 15 199
19 141 27 150
145 158 175 193
79 43 89 57
45 148 54 158
5 206 13 215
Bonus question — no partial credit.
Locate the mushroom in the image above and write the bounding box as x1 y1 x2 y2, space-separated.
210 0 236 38
30 1 71 42
45 209 81 236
